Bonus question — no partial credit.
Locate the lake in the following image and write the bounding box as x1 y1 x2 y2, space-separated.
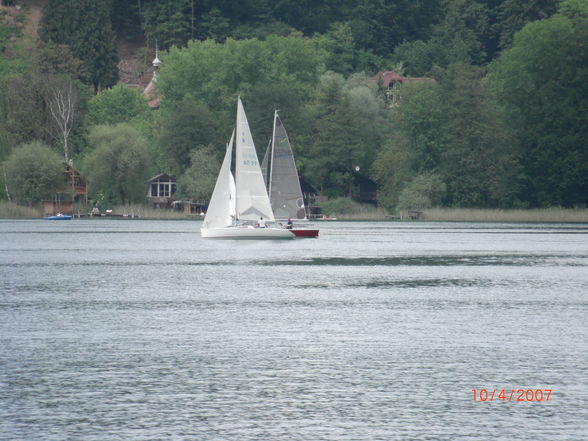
1 219 587 440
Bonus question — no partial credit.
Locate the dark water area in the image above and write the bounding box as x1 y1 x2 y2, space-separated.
1 219 587 440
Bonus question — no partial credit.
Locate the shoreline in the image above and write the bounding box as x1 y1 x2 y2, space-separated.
326 208 588 223
1 201 587 223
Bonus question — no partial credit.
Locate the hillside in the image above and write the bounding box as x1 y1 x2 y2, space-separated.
4 0 153 88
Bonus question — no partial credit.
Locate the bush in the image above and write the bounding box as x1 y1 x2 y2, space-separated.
397 173 446 210
3 141 63 203
318 197 362 215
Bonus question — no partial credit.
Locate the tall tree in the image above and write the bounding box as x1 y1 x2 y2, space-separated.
302 73 386 197
141 0 194 48
489 0 588 207
158 99 222 174
494 0 561 51
41 0 118 93
438 63 521 207
43 76 80 161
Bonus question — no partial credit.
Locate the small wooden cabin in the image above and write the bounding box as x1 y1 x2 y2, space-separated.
42 162 88 216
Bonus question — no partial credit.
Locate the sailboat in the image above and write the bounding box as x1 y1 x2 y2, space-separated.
201 98 294 239
261 110 319 238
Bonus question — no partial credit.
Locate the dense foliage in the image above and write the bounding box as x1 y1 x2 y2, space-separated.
40 0 118 92
4 141 63 203
1 0 585 210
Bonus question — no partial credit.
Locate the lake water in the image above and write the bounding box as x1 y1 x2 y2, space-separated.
0 219 587 440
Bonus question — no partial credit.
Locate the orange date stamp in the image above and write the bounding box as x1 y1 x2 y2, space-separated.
472 388 552 402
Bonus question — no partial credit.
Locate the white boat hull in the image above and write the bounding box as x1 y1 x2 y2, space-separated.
201 227 295 239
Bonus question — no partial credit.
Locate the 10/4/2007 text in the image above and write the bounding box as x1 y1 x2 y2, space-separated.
472 389 552 402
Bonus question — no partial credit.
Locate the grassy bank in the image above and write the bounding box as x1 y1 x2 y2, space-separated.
419 208 588 223
332 207 588 222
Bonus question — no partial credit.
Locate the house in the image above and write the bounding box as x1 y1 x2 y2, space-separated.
146 173 176 208
370 70 434 105
42 161 88 216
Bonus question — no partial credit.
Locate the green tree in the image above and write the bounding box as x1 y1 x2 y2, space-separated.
489 0 588 206
494 0 561 51
35 41 89 82
157 36 326 114
198 7 231 41
141 0 194 48
82 124 151 204
302 72 386 197
157 35 327 161
313 22 384 75
87 84 152 126
3 141 63 203
392 0 492 75
41 0 118 93
374 81 445 211
375 64 521 210
349 0 443 58
397 172 447 210
176 146 221 201
439 63 521 207
158 99 222 174
0 74 47 146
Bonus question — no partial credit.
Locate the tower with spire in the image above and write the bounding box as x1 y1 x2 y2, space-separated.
143 41 162 109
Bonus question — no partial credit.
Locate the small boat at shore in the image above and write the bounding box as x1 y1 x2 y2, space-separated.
44 213 72 220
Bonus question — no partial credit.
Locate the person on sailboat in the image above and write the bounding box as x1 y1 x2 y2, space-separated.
257 217 267 228
286 218 293 229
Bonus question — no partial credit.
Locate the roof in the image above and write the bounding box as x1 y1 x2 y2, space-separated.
143 78 161 109
146 173 175 183
370 70 435 88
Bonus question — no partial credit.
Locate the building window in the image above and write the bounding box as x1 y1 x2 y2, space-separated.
159 183 169 197
151 183 158 197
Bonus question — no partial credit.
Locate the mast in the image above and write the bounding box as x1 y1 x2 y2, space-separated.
268 109 278 202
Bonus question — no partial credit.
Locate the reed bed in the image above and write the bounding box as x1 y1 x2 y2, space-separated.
420 208 588 223
1 201 586 223
333 207 588 222
112 204 202 220
0 201 42 219
329 207 389 221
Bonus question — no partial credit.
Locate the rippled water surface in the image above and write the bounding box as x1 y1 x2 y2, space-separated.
1 219 587 440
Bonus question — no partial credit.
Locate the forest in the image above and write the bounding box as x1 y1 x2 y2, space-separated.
0 0 586 213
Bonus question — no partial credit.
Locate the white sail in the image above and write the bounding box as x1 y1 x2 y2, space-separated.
268 111 307 220
235 97 275 222
202 131 235 229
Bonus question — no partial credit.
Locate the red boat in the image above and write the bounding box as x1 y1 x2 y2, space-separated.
290 228 319 238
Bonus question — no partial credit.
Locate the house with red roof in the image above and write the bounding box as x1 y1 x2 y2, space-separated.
370 71 434 105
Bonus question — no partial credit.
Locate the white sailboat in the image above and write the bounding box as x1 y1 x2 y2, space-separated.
261 110 319 238
201 98 294 239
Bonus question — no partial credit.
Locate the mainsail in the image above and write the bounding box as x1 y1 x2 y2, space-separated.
268 111 306 220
